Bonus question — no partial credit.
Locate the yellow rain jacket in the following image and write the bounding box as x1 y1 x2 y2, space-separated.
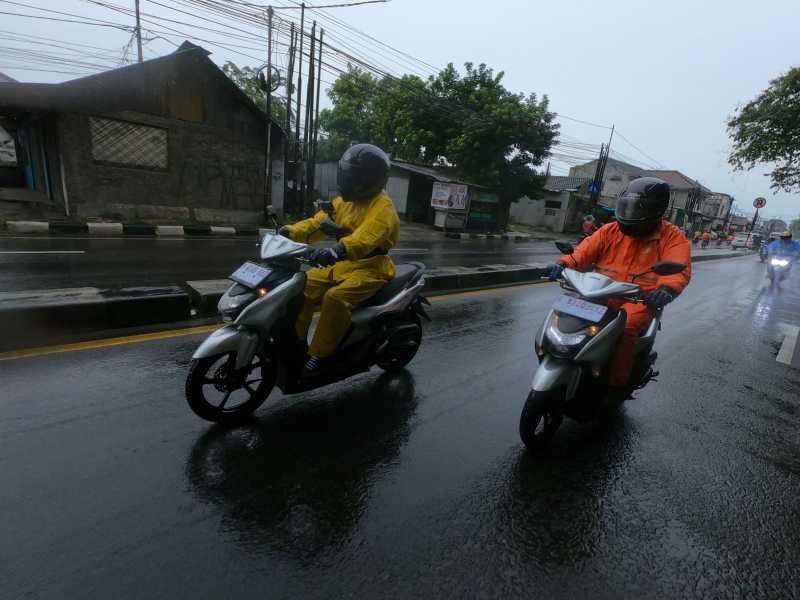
285 190 399 281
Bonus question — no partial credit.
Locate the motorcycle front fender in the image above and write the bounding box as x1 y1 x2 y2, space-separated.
192 325 260 370
531 355 581 399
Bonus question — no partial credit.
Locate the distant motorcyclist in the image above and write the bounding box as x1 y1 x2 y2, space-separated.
281 143 400 376
581 214 599 236
767 231 800 258
547 177 692 396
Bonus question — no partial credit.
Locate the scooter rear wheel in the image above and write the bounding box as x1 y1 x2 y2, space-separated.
377 313 423 372
186 350 276 423
519 390 563 452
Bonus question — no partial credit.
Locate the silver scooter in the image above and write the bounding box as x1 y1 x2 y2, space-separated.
519 241 686 452
186 229 429 423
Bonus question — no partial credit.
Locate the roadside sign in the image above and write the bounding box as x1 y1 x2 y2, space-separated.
431 182 468 210
753 197 766 209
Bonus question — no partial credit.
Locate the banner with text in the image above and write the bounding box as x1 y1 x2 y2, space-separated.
431 182 468 210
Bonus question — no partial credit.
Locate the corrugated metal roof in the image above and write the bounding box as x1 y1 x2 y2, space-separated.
544 175 590 192
390 159 486 188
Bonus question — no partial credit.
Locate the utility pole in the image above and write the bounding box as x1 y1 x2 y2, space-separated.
293 3 305 215
310 28 324 206
303 22 317 210
134 0 143 63
282 23 296 218
263 6 274 219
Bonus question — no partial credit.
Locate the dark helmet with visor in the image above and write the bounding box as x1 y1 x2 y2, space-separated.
337 143 390 202
615 177 670 236
779 230 793 240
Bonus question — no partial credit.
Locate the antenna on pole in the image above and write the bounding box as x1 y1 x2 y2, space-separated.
134 0 143 62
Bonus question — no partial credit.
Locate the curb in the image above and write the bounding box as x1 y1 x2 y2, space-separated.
3 219 265 237
444 232 531 242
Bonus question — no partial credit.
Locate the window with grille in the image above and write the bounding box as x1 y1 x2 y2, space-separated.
89 117 168 170
545 200 562 209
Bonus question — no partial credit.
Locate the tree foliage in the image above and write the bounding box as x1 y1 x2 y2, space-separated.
317 63 559 201
728 67 800 192
222 61 287 124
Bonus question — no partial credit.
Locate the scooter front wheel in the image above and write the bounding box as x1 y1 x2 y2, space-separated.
519 390 563 452
186 350 276 423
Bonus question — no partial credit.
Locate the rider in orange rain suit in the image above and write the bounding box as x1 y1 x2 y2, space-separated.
552 178 692 391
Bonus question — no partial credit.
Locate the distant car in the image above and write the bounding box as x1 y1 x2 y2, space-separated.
731 233 755 249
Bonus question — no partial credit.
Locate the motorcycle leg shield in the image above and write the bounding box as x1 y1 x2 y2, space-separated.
531 356 581 400
192 325 260 370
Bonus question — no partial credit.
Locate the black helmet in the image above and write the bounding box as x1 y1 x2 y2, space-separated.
615 177 670 236
337 143 390 202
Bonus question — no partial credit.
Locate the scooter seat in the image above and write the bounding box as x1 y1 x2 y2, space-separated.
361 262 424 307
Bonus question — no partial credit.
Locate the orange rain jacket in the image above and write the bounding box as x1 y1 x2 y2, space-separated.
560 220 692 293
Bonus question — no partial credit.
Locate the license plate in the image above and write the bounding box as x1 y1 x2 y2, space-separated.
230 262 271 288
552 295 607 323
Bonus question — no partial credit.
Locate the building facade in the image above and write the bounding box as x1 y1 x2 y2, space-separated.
510 176 589 232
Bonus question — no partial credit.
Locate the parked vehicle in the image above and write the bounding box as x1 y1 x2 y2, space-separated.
519 241 686 452
186 225 429 423
731 233 755 249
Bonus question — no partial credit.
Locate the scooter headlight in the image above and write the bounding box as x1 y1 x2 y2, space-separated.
546 319 587 347
770 258 789 267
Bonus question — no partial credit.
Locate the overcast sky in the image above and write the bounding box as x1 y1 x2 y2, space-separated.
2 0 799 219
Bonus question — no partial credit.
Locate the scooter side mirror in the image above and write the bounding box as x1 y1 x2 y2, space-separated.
651 261 686 276
555 241 575 255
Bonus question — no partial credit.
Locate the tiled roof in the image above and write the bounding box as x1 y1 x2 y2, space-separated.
544 176 590 192
645 170 711 193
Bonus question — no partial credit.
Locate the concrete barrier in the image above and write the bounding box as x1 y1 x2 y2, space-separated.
7 221 49 234
0 252 748 352
210 226 236 236
155 225 185 236
0 286 191 352
87 222 123 235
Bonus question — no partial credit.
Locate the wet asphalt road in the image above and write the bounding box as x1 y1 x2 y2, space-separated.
0 235 560 292
3 256 800 599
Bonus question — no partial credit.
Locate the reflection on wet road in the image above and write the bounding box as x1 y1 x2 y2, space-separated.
3 256 800 599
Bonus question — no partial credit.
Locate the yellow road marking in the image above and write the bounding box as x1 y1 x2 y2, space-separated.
0 281 551 362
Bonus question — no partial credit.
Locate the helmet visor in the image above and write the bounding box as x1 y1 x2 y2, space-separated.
615 192 647 222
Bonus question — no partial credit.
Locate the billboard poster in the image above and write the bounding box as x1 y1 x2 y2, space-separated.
431 182 468 210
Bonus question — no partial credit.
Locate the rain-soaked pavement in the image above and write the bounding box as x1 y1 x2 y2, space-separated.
3 255 800 599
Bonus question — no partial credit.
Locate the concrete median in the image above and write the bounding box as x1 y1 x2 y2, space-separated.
0 286 191 352
0 251 749 351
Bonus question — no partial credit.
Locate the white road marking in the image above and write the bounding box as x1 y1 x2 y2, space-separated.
0 250 86 255
776 325 800 365
391 248 429 253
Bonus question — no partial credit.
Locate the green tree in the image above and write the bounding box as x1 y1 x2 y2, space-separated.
317 63 558 201
728 67 800 192
791 217 800 235
222 61 287 124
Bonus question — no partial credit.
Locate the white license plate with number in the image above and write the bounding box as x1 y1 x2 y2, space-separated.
230 262 271 288
552 295 607 323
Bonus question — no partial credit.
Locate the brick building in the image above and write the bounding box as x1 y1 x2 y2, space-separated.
0 42 284 224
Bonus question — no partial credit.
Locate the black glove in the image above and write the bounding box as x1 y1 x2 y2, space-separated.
278 225 292 239
308 243 346 268
319 219 352 240
547 262 565 281
643 285 674 309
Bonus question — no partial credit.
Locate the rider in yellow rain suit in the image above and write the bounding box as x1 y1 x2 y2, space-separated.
283 144 399 375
